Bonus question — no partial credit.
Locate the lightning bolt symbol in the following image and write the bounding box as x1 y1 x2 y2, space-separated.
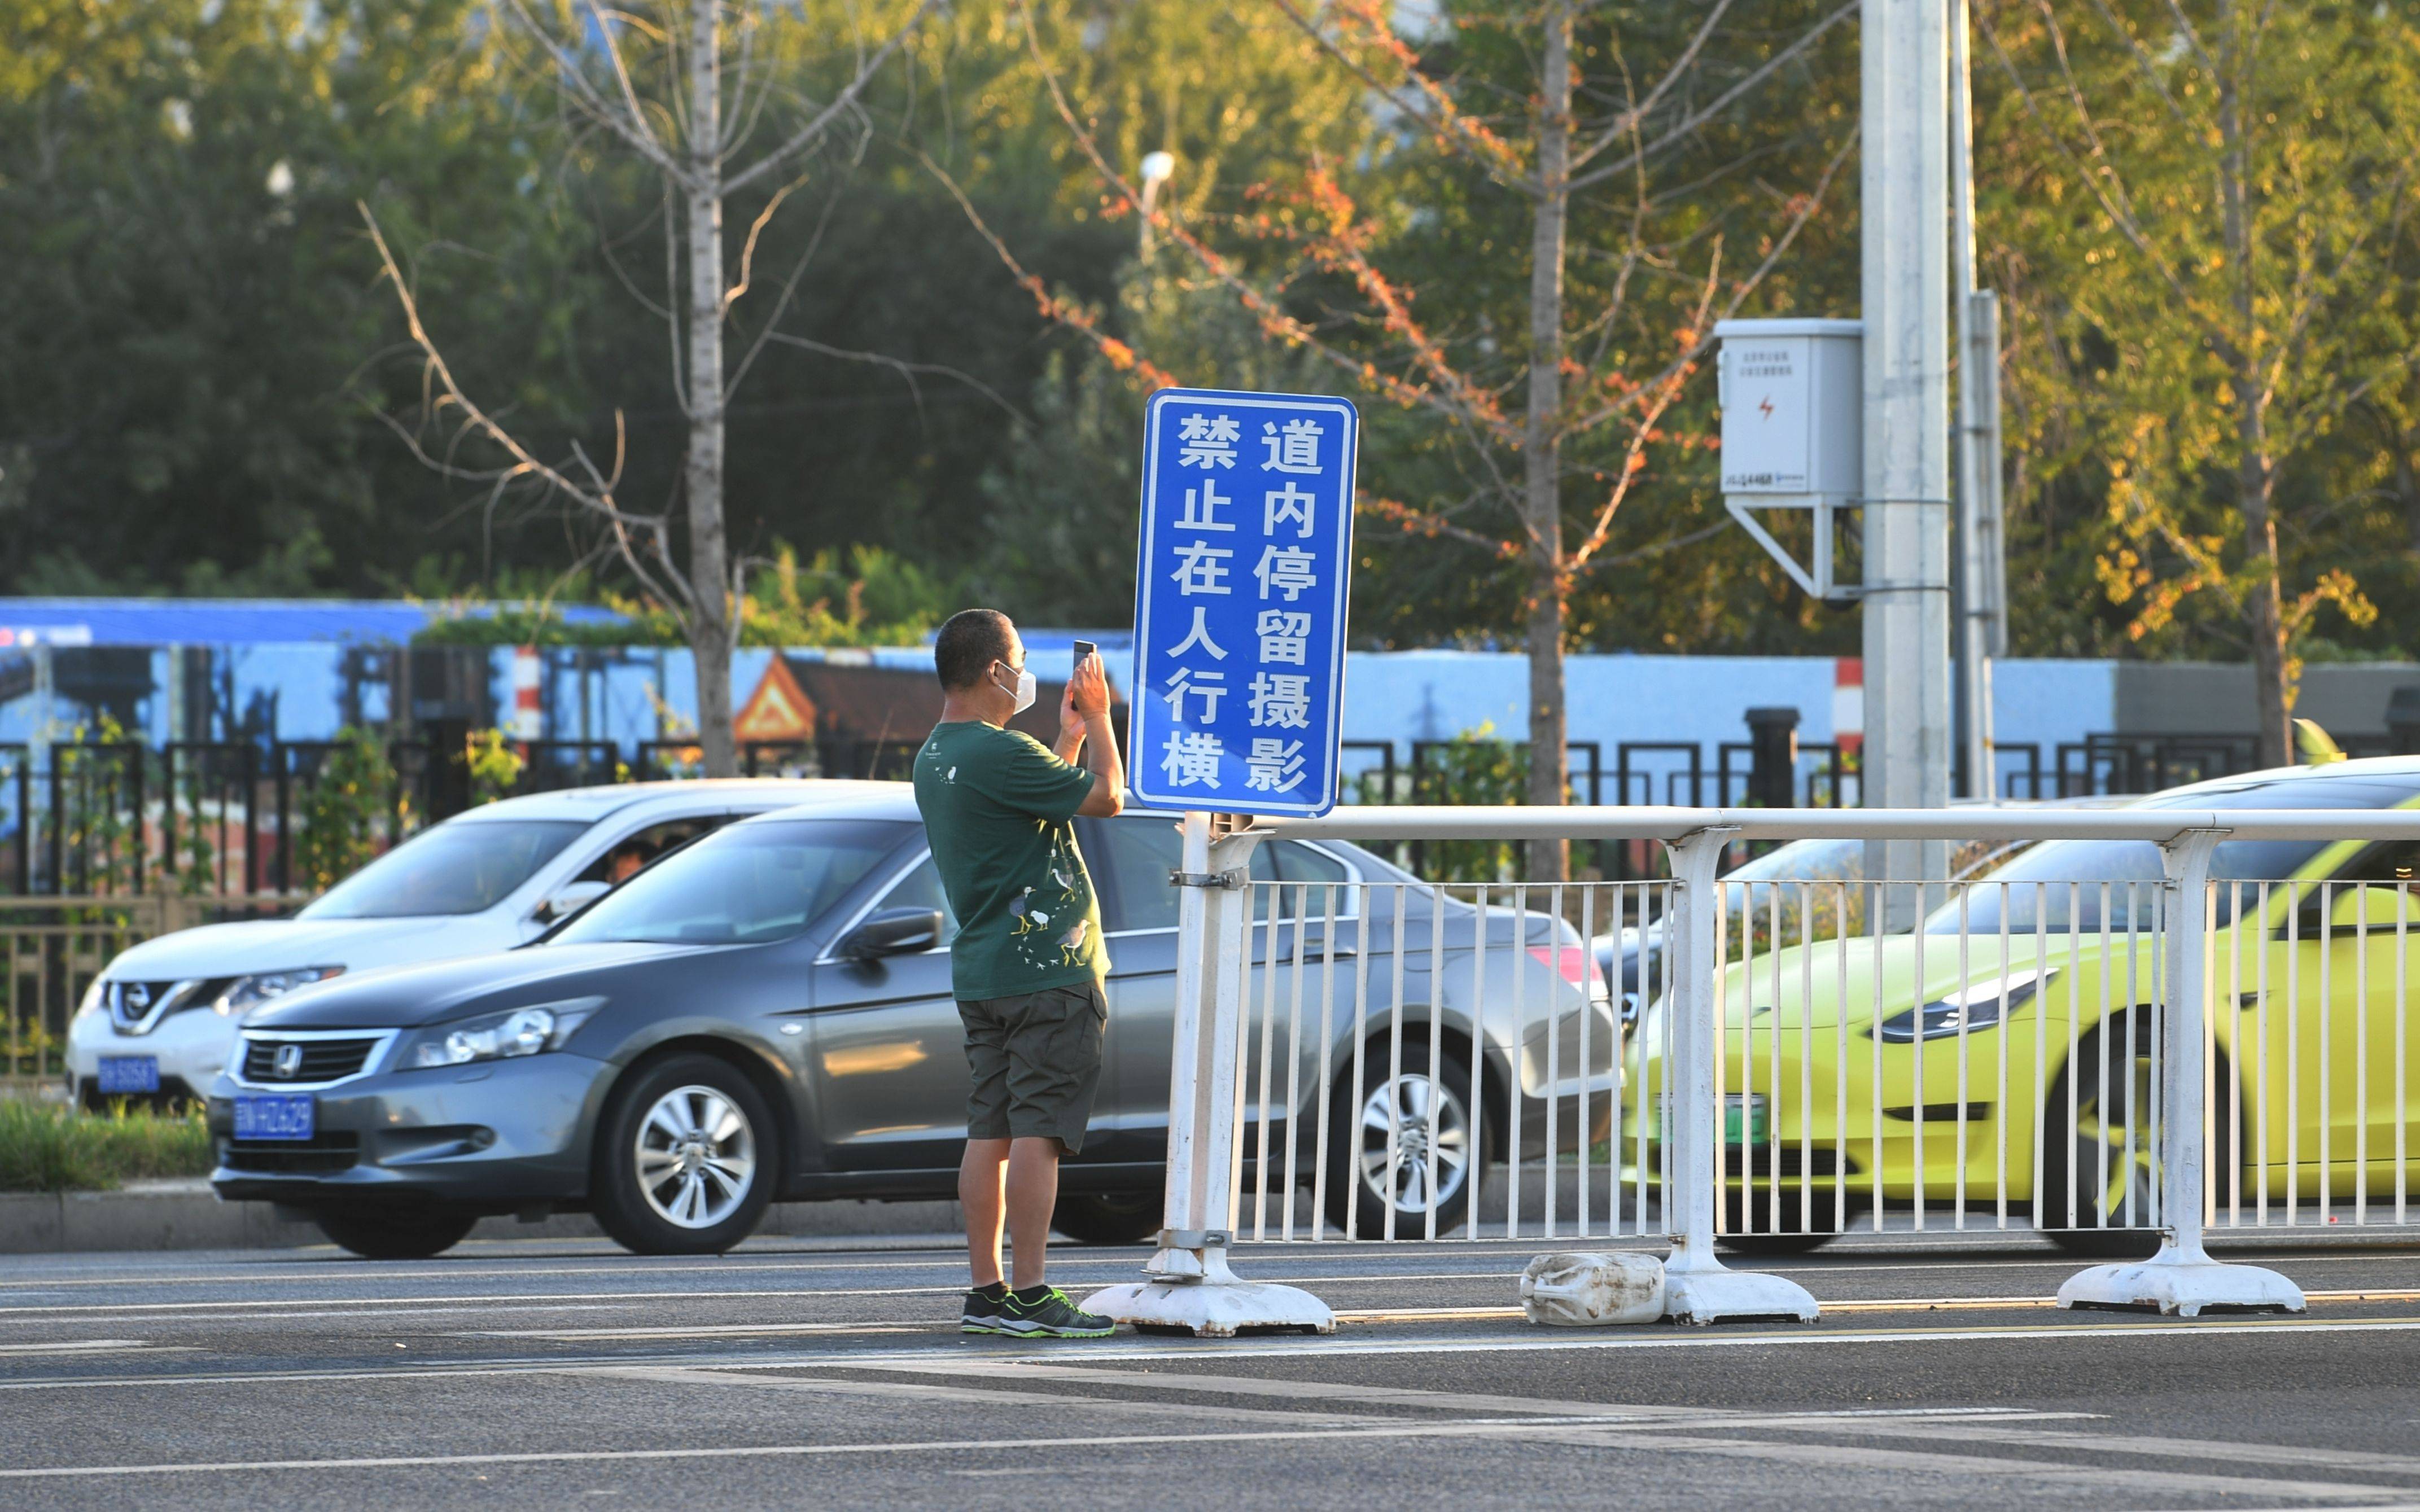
1758 396 1775 420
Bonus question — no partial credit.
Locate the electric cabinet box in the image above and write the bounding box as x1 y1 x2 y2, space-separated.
1715 318 1862 497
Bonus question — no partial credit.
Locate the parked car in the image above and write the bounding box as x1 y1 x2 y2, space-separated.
1591 800 2130 1031
204 796 1614 1258
66 781 855 1110
1623 757 2420 1256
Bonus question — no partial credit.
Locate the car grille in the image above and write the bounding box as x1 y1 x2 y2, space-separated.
242 1036 384 1084
221 1133 361 1174
107 979 233 1031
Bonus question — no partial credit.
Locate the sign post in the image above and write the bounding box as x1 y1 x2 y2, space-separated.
1083 387 1356 1336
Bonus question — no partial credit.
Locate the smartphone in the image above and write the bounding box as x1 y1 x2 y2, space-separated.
1071 639 1096 663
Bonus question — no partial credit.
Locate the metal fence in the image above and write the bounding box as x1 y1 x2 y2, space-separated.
2 893 292 1079
1104 804 2420 1330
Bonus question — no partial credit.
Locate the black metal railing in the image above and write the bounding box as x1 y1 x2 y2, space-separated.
0 725 2347 897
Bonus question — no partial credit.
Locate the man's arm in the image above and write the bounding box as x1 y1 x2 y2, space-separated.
1062 651 1123 817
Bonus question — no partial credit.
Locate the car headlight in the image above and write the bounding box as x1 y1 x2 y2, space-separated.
77 977 106 1020
1874 968 2053 1043
404 997 604 1070
215 967 345 1017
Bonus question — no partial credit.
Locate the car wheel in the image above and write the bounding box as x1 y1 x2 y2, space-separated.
1322 1044 1481 1239
2039 1011 2232 1259
1052 1193 1162 1246
593 1054 777 1256
314 1204 479 1260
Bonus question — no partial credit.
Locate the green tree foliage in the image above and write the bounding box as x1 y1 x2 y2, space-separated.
10 0 2420 718
970 257 1329 626
0 0 597 595
290 726 399 893
1977 0 2420 752
414 544 955 646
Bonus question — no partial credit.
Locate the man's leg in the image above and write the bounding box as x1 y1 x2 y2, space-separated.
1004 1136 1062 1290
960 1137 1012 1287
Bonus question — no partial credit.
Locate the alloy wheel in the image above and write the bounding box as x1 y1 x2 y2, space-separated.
1357 1071 1471 1215
633 1084 758 1229
2071 1051 2161 1228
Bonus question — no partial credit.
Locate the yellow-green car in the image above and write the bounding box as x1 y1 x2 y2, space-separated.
1624 759 2420 1257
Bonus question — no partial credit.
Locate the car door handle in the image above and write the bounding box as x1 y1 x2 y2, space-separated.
1274 934 1355 963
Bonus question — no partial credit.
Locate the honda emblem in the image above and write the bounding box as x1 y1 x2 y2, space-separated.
271 1043 304 1080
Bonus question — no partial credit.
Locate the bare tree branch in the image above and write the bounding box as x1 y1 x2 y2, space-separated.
754 330 1027 427
723 0 940 196
1265 0 1535 192
1568 0 1857 192
501 0 689 182
359 201 697 624
1567 0 1734 172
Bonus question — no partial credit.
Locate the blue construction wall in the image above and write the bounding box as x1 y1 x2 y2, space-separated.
0 593 2120 801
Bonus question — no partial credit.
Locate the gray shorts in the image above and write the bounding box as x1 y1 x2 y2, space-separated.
958 980 1108 1154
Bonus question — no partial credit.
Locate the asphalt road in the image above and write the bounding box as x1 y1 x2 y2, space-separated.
3 1228 2419 1510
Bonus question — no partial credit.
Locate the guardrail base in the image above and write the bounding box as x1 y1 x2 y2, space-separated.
1661 1264 1822 1326
2058 1244 2306 1318
1084 1279 1336 1339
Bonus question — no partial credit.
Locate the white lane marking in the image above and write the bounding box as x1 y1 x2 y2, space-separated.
1550 1428 2419 1505
460 1322 930 1340
885 1359 2084 1426
0 1418 1694 1479
0 1265 1534 1299
0 1340 174 1356
1898 1425 2420 1480
1053 1354 2414 1484
2 1416 2412 1502
597 1364 2089 1432
0 1296 644 1316
5 1243 2413 1298
464 1311 2420 1357
8 1313 2420 1396
584 1365 1382 1427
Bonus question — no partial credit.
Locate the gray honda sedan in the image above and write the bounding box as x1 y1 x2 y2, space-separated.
207 792 1614 1258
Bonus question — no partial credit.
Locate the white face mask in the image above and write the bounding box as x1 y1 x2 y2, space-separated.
993 660 1037 716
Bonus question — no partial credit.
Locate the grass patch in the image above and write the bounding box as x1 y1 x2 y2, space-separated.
0 1101 215 1193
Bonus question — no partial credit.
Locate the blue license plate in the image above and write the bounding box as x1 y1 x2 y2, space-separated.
97 1056 159 1095
233 1094 315 1141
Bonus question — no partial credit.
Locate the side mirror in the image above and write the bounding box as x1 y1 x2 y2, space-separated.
840 907 944 962
539 880 611 923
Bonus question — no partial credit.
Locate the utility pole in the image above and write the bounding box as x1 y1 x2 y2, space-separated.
1950 0 2004 803
1861 0 1952 919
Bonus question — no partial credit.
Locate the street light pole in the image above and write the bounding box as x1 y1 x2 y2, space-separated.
1139 150 1175 259
1861 0 1952 918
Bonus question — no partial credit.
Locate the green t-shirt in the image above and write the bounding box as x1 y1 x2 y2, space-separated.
911 721 1109 1002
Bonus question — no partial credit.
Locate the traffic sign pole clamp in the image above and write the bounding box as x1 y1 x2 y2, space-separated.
1169 868 1249 891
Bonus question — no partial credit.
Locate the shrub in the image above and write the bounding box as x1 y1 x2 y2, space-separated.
0 1101 214 1193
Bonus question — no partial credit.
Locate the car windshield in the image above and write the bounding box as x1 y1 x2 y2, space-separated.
550 819 905 946
300 820 588 919
1727 836 1863 884
1926 778 2420 934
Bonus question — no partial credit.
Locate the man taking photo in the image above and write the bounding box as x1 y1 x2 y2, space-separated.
913 609 1124 1338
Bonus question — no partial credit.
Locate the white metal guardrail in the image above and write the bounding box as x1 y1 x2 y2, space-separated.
1086 806 2420 1333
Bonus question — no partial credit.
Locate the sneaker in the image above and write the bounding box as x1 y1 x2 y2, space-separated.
999 1285 1117 1339
961 1282 1009 1334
